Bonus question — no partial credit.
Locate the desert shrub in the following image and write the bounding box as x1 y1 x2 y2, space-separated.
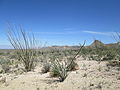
103 49 117 60
49 54 63 77
49 42 85 82
105 32 120 67
50 63 59 77
0 52 4 56
41 62 51 73
0 58 11 65
7 25 38 72
84 47 120 62
0 58 12 73
50 59 68 82
65 57 79 71
8 52 18 59
83 46 111 63
49 50 63 62
1 64 10 73
107 60 120 67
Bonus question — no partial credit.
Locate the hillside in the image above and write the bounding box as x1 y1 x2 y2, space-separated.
89 40 105 48
43 40 120 50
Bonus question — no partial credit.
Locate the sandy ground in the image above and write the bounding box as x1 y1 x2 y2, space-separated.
0 58 120 90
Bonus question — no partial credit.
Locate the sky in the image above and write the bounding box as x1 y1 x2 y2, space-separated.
0 0 120 48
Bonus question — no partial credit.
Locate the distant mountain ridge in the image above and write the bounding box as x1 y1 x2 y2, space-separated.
47 40 120 49
0 40 119 49
89 40 120 48
89 40 105 48
41 40 120 50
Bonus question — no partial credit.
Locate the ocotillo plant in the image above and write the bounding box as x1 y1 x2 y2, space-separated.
7 25 37 72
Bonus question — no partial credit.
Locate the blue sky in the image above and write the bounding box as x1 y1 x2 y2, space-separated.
0 0 120 48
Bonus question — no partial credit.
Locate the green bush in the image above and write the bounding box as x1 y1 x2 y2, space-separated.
41 62 51 73
0 58 11 65
0 58 11 73
50 60 68 82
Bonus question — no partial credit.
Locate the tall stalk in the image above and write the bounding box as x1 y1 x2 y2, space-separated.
7 25 37 72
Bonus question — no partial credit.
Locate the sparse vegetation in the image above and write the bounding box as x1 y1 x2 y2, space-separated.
49 42 85 81
41 62 51 73
50 59 68 82
0 28 120 89
7 25 38 72
0 57 12 73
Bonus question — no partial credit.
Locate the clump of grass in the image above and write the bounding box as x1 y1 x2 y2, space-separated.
41 62 51 73
0 58 11 73
1 64 10 73
7 25 38 72
50 62 59 77
50 59 68 82
0 58 11 65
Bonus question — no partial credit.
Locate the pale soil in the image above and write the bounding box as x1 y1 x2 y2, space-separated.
0 58 120 90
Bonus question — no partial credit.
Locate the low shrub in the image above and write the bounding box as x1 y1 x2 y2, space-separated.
65 57 79 71
0 58 11 73
7 26 38 72
107 60 120 67
41 62 51 73
50 59 68 82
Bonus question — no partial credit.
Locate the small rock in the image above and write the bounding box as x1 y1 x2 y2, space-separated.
117 76 120 80
83 73 87 77
90 83 94 86
0 77 6 84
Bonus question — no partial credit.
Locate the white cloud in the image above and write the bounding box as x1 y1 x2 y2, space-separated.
83 30 114 36
27 31 82 35
28 30 116 36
